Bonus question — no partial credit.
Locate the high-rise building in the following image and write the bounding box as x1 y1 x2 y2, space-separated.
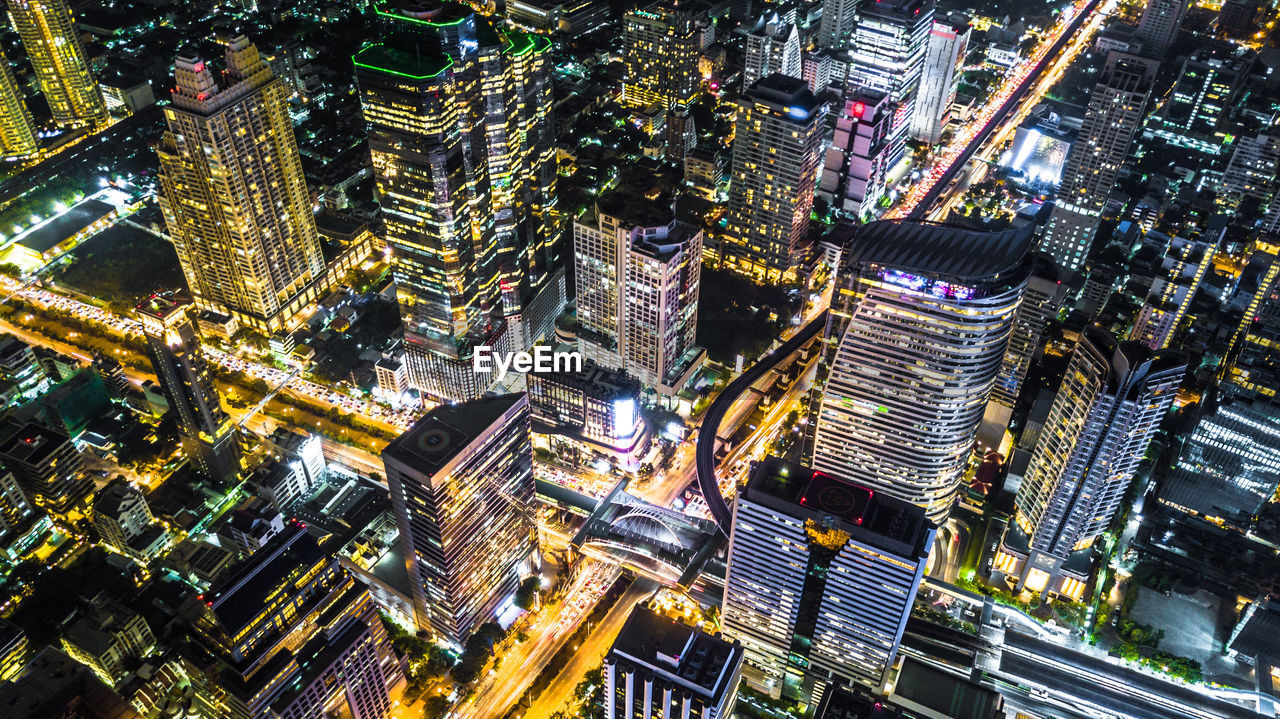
909 21 969 145
1160 397 1280 530
5 0 107 128
1146 44 1251 158
356 1 561 402
1129 235 1215 350
1038 52 1158 271
574 192 704 398
0 419 90 514
137 294 242 484
0 49 37 158
808 220 1033 522
383 394 537 645
723 74 825 283
0 470 40 558
846 0 934 167
1219 133 1279 213
1009 327 1184 595
742 13 802 87
156 37 325 334
0 334 47 399
192 522 402 718
1134 0 1188 56
1225 240 1280 399
818 0 859 51
818 91 893 220
60 597 156 684
622 0 701 161
604 607 743 719
722 458 934 702
91 480 158 559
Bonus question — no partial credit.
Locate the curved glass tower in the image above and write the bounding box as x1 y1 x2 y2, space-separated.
809 220 1033 522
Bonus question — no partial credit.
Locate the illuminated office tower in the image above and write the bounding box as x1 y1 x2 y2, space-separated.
1219 133 1279 213
383 394 537 645
809 220 1033 522
743 13 801 87
193 522 402 718
818 90 892 221
1038 52 1158 271
723 74 824 283
909 21 969 145
1010 327 1184 595
1129 235 1215 350
574 192 704 398
6 0 107 127
137 295 242 484
722 458 934 702
156 37 324 334
0 50 37 158
622 0 701 161
356 1 560 402
846 0 934 167
1134 0 1187 56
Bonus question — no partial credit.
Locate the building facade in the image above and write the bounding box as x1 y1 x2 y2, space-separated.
0 49 37 158
909 21 969 145
722 459 934 702
356 2 561 402
1129 235 1215 350
1134 0 1187 56
6 0 107 127
604 607 743 719
818 91 893 221
0 419 90 514
723 74 825 283
137 295 242 484
809 220 1032 522
574 193 704 399
156 37 325 334
846 0 934 167
1038 52 1158 271
743 13 802 88
1010 327 1185 595
192 523 402 719
622 0 701 161
383 394 537 645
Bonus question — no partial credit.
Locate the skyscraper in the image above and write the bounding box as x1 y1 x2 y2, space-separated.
136 294 242 484
818 91 893 220
356 1 561 402
156 37 325 334
1134 0 1188 56
622 0 701 161
1147 44 1251 157
0 419 90 514
809 220 1033 522
722 458 934 702
1010 327 1184 595
383 394 537 645
723 74 825 283
193 522 402 718
574 192 704 398
909 21 969 145
604 607 743 719
742 13 802 87
6 0 107 128
1038 52 1158 271
846 0 934 166
0 50 37 158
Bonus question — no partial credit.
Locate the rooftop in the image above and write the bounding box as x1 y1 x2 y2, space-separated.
608 607 741 699
744 458 933 559
204 523 327 635
352 42 453 81
745 72 823 118
843 219 1035 285
16 200 114 254
382 394 524 476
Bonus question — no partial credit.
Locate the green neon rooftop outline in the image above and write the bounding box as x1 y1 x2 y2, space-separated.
353 43 453 79
374 0 468 26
